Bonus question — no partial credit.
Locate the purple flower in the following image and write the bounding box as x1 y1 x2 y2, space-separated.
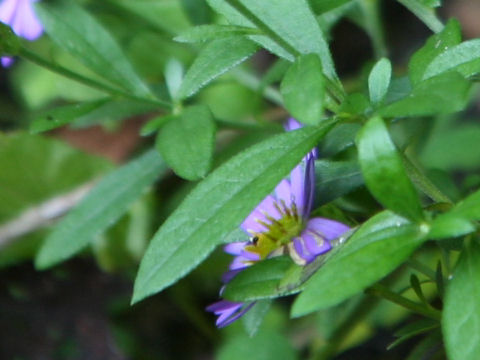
207 118 350 328
0 0 43 66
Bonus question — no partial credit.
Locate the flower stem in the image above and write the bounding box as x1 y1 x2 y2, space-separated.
19 47 171 110
367 283 441 321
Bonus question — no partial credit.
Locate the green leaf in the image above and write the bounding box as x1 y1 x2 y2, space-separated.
397 0 444 33
217 330 298 360
0 22 21 56
35 150 166 269
319 123 361 157
428 215 476 240
164 59 183 101
36 0 152 98
132 120 336 304
424 39 480 80
388 319 439 350
140 115 175 137
241 299 272 337
280 54 325 125
174 24 260 43
291 211 428 317
29 99 108 134
408 19 461 86
223 257 295 301
227 0 338 80
308 0 353 14
443 240 480 360
357 116 423 221
156 106 216 180
368 58 392 105
444 189 480 222
315 160 363 205
179 36 258 99
378 72 471 117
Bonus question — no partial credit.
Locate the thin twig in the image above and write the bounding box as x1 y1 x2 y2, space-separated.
0 181 95 249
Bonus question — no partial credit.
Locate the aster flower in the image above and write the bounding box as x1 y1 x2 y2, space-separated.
0 0 43 66
207 118 350 328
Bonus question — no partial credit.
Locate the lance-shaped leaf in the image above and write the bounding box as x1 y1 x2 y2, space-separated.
132 120 336 304
179 36 258 99
35 150 166 269
368 58 392 105
357 116 423 221
174 24 260 43
443 240 480 360
291 211 428 317
281 54 325 126
156 105 216 181
36 0 152 98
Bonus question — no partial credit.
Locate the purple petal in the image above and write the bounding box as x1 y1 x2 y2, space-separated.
206 300 255 328
302 232 331 255
229 255 250 270
306 217 350 241
221 269 243 283
241 195 280 235
1 56 14 67
240 250 260 261
302 157 315 218
0 0 17 24
217 302 255 328
290 164 305 216
224 241 247 255
206 299 241 313
275 179 293 209
284 117 302 132
293 237 314 263
11 0 43 41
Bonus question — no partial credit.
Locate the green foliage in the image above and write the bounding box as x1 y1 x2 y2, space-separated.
357 116 423 221
132 121 335 304
443 240 480 360
280 54 325 125
35 150 166 269
156 105 216 180
0 22 21 55
368 58 392 106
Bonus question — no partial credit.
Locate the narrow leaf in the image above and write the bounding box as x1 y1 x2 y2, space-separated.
397 0 444 33
368 58 392 105
291 212 428 317
174 24 260 43
179 36 258 98
35 150 166 269
443 240 480 360
165 59 183 101
280 54 325 125
156 106 216 180
357 116 423 221
423 39 480 80
36 0 152 98
408 19 461 85
132 121 336 304
241 299 272 337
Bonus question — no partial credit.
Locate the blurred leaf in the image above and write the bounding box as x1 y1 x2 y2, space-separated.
315 160 363 205
140 115 175 137
397 0 443 33
180 0 213 25
164 59 184 101
291 211 427 317
179 36 258 99
319 123 361 157
36 0 152 98
406 330 443 360
308 0 353 14
241 299 272 337
35 150 166 269
444 189 480 222
409 19 461 85
420 123 480 171
338 92 370 116
227 0 338 80
357 116 423 221
0 22 21 55
30 99 109 134
280 54 325 125
217 330 297 360
378 72 471 117
115 0 191 35
132 121 336 304
428 215 476 240
443 240 480 360
156 105 216 180
388 319 439 350
368 58 392 105
424 39 480 80
223 257 295 301
174 24 259 43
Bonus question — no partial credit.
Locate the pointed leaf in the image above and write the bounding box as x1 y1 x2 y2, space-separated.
156 106 216 180
357 116 423 221
174 24 260 43
35 150 166 269
36 0 152 98
443 240 480 360
368 58 392 105
280 54 325 125
132 120 336 304
179 36 258 99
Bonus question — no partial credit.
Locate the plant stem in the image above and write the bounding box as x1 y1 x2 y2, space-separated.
408 258 437 280
367 283 441 320
19 47 171 110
